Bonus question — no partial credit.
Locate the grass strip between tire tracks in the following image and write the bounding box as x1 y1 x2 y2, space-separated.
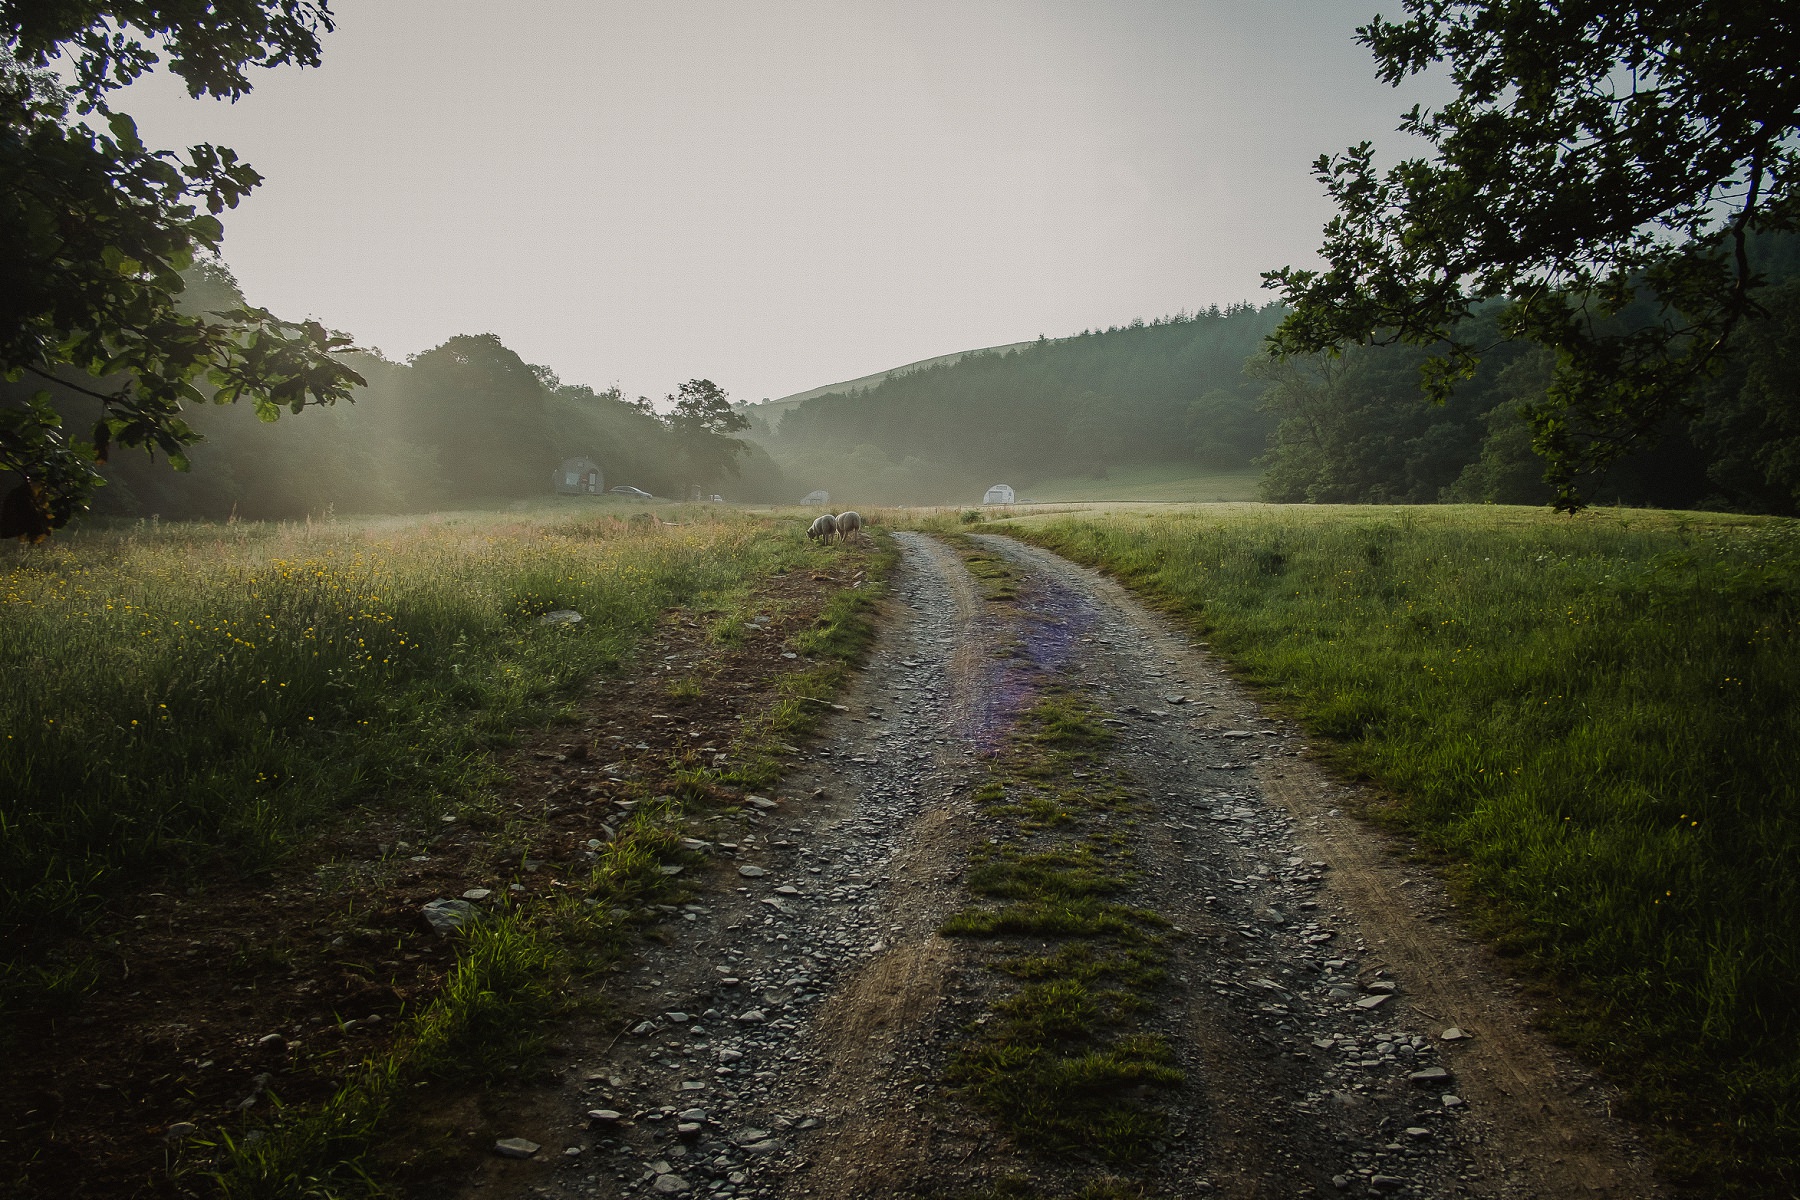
941 690 1179 1176
929 535 1180 1183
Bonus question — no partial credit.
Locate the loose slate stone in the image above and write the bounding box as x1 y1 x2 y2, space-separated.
1354 993 1391 1009
494 1137 540 1158
746 795 779 809
1409 1066 1453 1085
586 1109 623 1123
652 1175 692 1195
462 887 492 901
1440 1025 1471 1040
539 609 583 626
421 898 479 935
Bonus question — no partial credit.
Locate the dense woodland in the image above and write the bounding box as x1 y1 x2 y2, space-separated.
5 263 789 522
754 239 1800 514
1256 232 1800 513
753 304 1284 502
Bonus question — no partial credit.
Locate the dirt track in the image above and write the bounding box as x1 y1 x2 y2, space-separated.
468 531 1661 1199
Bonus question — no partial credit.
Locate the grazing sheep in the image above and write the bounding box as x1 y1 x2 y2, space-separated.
834 511 862 542
807 513 838 542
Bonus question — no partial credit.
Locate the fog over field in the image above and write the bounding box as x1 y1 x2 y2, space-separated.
5 7 1799 1196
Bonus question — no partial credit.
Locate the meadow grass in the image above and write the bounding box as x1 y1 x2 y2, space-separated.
997 503 1799 1193
206 529 893 1198
1014 463 1262 504
0 506 819 999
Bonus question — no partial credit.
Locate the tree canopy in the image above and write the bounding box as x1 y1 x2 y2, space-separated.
1266 0 1800 509
0 1 363 538
666 378 749 495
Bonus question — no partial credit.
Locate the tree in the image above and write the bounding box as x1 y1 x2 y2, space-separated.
664 378 748 494
397 334 555 501
1265 1 1800 510
1 2 364 538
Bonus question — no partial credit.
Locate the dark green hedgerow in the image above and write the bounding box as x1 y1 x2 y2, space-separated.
941 693 1180 1170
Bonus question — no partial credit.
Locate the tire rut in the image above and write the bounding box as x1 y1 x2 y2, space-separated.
467 532 1660 1200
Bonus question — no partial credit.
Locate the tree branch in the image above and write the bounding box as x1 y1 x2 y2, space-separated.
21 364 128 406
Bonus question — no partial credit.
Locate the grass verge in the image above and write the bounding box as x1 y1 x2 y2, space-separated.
998 503 1798 1196
202 528 893 1197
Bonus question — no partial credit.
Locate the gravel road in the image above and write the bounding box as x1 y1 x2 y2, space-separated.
462 531 1659 1200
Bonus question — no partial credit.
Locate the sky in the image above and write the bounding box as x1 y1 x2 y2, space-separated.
117 1 1445 405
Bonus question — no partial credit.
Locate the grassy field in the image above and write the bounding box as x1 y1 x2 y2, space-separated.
1013 464 1262 503
985 503 1800 1195
0 505 817 1000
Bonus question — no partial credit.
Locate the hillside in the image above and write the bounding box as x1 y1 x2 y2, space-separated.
736 339 1043 427
750 306 1285 505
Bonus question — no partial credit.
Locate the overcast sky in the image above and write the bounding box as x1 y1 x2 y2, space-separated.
118 1 1442 404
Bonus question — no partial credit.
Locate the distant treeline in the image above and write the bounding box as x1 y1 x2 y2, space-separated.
752 305 1284 503
22 251 1799 520
753 244 1799 514
9 263 789 522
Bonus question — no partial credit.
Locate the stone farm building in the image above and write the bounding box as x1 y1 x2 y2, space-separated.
983 483 1015 504
801 490 831 505
555 457 604 495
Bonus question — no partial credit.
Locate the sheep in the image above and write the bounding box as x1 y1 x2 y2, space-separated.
807 513 838 542
834 510 862 542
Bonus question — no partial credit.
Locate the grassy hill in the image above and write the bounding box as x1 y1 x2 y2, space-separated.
737 339 1043 426
748 307 1284 506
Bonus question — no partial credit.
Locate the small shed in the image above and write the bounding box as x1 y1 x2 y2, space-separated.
801 489 831 505
983 483 1015 504
555 457 604 495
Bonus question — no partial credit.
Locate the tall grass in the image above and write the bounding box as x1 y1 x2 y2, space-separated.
1004 504 1799 1192
0 508 813 984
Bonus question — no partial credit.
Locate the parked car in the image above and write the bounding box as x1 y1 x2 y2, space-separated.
610 485 654 500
